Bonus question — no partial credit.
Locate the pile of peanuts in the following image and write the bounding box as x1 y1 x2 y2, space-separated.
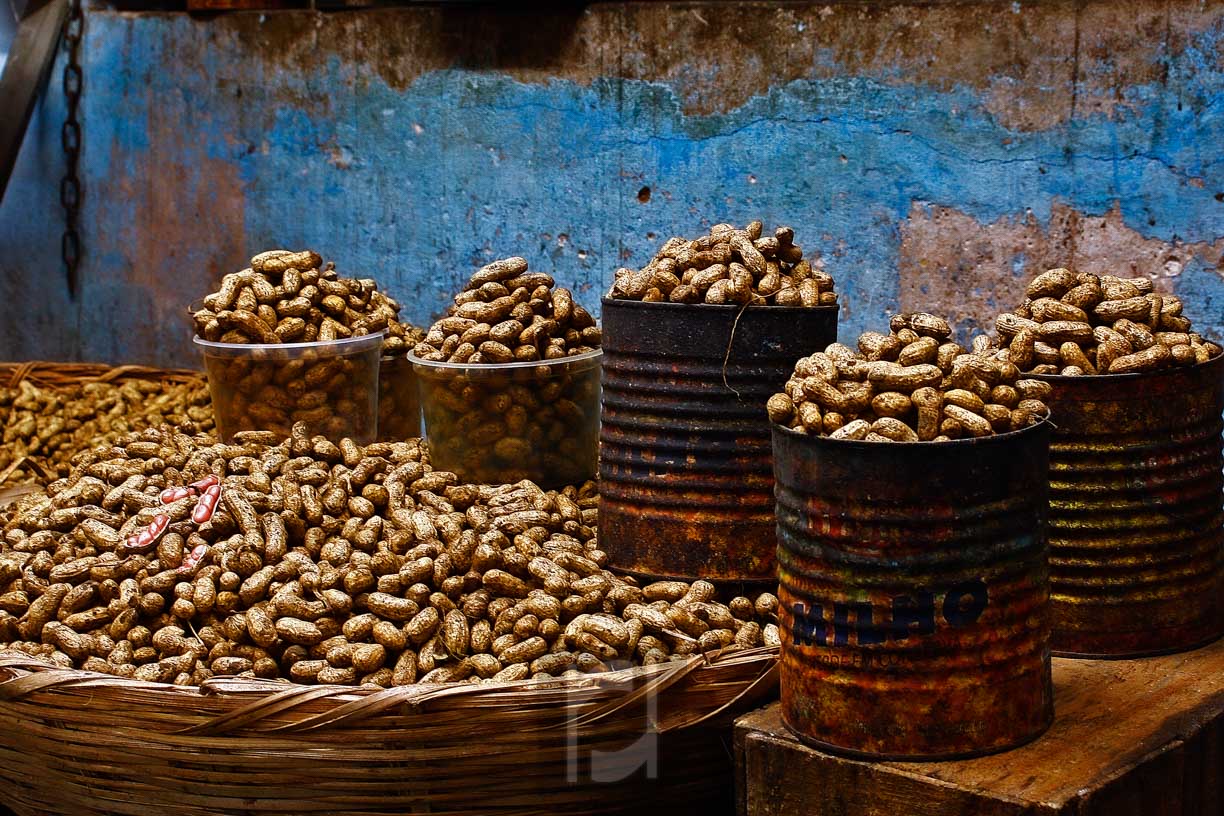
0 379 213 484
192 250 421 353
0 424 778 686
767 313 1051 441
993 269 1222 375
411 257 600 364
191 250 425 443
609 221 838 307
409 258 602 486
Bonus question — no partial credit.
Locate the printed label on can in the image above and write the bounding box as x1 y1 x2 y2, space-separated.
789 578 988 649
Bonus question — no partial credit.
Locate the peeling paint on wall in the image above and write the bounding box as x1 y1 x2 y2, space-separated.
899 201 1224 340
168 1 1224 132
0 1 1221 368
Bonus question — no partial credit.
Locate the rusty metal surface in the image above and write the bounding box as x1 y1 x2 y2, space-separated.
599 299 837 585
1037 354 1224 658
773 422 1053 760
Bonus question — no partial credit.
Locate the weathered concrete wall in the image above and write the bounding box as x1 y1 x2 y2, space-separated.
1 1 1221 367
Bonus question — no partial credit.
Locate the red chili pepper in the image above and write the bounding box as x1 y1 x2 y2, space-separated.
191 484 222 524
189 474 220 492
159 486 193 505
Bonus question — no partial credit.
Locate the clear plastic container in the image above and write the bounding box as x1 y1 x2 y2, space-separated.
411 349 602 488
377 355 422 442
194 332 383 444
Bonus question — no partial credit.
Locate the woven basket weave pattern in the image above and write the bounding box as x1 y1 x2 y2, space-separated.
0 362 204 391
0 647 777 815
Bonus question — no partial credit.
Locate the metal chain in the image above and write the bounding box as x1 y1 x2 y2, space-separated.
60 0 84 298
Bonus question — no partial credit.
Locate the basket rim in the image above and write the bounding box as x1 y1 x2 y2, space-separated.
0 361 205 390
0 645 779 736
0 643 776 694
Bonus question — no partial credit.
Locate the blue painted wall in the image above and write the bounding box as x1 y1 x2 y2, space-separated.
1 2 1221 368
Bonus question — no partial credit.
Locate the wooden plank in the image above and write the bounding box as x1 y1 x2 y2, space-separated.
736 638 1224 816
0 0 67 205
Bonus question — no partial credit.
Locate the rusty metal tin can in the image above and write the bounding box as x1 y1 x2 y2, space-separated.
1036 354 1224 658
773 421 1054 760
600 299 838 585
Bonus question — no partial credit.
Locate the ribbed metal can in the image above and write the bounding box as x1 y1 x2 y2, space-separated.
1037 354 1224 658
600 299 838 585
773 422 1054 760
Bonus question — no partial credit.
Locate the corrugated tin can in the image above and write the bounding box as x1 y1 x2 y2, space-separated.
599 299 838 586
773 421 1054 760
1036 354 1224 658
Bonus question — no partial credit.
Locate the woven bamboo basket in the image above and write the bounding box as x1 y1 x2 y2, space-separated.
0 361 209 487
0 365 778 812
0 361 204 391
0 646 776 816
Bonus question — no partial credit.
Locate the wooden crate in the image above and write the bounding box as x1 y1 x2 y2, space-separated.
735 639 1224 815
